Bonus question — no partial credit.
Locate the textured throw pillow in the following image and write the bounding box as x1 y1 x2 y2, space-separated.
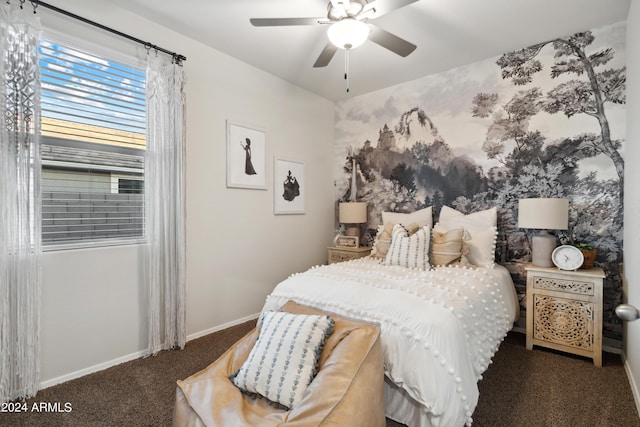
435 206 498 267
382 206 433 229
371 223 393 259
372 222 420 259
231 311 335 410
460 226 498 267
383 224 431 270
431 228 466 266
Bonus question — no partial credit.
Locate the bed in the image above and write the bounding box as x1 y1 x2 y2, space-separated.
262 258 518 426
261 206 520 427
172 205 518 426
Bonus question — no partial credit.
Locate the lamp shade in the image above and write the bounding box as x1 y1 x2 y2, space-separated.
339 202 367 223
327 18 369 49
518 198 568 230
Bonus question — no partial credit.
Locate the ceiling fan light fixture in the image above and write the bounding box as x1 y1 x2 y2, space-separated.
327 18 369 50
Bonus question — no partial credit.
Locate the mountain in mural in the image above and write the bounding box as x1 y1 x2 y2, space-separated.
344 107 487 228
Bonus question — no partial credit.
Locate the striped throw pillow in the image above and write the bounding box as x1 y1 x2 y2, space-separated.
383 224 431 270
231 311 335 410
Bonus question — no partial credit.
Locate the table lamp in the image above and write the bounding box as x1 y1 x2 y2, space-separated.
339 202 367 242
518 198 568 267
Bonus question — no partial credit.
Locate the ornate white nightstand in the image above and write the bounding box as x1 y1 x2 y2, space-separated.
327 246 372 264
525 264 605 367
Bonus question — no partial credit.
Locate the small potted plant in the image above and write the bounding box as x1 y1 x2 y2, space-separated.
573 243 597 269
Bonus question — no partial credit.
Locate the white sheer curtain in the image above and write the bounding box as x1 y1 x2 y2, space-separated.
145 54 187 355
0 2 42 402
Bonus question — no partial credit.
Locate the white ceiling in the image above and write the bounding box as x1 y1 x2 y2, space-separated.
110 0 631 101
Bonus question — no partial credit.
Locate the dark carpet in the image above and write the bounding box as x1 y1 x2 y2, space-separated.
1 323 638 427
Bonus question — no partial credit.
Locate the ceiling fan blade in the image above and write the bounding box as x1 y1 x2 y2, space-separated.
368 25 416 57
313 44 339 68
250 17 327 27
361 0 420 20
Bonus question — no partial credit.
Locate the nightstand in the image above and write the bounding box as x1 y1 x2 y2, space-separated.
525 264 605 367
327 246 372 264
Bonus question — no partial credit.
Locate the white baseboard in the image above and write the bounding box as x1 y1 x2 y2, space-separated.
186 313 259 341
39 349 147 390
38 313 260 392
622 352 640 417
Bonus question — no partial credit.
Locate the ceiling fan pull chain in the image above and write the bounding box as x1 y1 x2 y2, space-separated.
345 48 350 93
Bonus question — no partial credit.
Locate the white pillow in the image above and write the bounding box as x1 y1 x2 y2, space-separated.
231 311 335 410
435 206 497 267
438 205 497 228
383 224 431 270
382 206 433 228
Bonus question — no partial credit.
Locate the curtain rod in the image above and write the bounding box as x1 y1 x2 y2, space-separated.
32 0 187 63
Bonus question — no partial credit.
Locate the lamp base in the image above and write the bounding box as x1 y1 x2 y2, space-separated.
345 224 360 240
531 230 557 267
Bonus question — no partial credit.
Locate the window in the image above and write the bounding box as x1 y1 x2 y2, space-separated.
111 174 144 194
39 40 146 247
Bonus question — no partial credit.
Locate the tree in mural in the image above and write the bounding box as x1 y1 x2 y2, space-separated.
471 30 625 253
470 86 578 260
472 89 541 163
469 30 625 336
494 32 625 216
390 163 417 193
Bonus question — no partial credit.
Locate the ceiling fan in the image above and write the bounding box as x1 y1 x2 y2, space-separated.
250 0 419 68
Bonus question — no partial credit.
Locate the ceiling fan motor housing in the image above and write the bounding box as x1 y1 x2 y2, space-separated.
328 0 366 21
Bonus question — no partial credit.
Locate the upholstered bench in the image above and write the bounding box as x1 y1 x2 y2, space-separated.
173 301 385 427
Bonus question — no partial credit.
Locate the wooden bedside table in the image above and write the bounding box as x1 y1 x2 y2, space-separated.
327 246 372 264
525 264 605 367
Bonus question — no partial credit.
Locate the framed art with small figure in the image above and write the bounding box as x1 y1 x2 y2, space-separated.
226 120 266 190
274 158 304 214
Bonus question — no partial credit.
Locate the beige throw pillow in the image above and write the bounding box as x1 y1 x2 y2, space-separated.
435 206 498 267
431 228 464 266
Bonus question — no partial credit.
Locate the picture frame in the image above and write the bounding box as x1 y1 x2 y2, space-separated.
336 235 359 248
274 158 305 214
226 120 267 189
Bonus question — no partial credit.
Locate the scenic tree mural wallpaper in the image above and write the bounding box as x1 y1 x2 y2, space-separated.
334 22 626 343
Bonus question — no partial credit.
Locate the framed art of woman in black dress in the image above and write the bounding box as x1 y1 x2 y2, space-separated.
241 137 257 175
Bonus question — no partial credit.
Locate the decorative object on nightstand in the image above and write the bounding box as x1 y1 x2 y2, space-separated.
551 245 584 270
573 243 597 269
334 235 359 248
328 246 372 264
518 198 569 267
525 264 605 367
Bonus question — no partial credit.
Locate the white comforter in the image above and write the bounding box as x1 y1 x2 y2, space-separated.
262 258 519 427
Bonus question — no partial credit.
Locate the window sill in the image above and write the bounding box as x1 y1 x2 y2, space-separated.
43 238 146 252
